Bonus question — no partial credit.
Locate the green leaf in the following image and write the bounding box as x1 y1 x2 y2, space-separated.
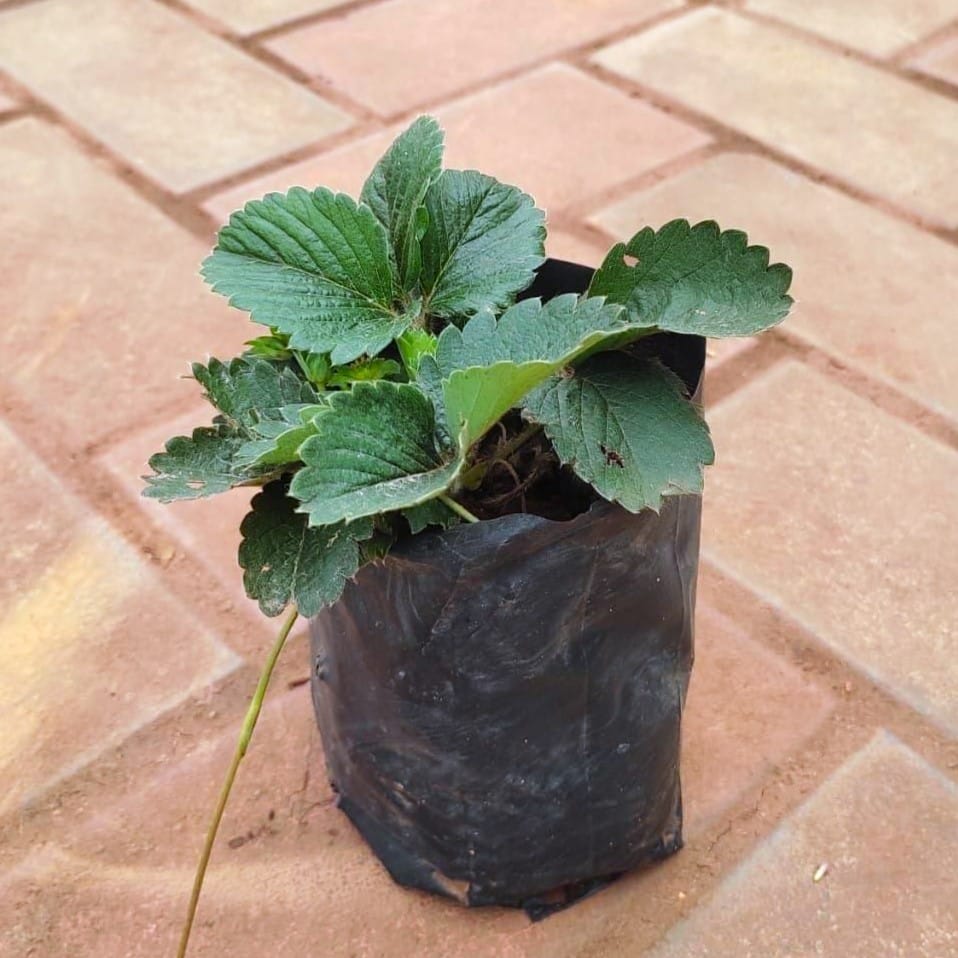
293 351 331 388
193 357 316 429
524 352 714 513
327 357 402 387
202 187 408 364
588 219 793 337
360 116 444 290
245 332 292 360
236 402 326 468
435 294 647 448
397 327 438 375
289 381 463 527
435 294 636 373
443 360 554 449
414 353 451 444
402 499 460 534
143 425 253 502
144 358 320 501
420 170 545 318
239 481 374 617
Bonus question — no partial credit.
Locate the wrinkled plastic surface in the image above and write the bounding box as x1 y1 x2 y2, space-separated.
310 260 706 912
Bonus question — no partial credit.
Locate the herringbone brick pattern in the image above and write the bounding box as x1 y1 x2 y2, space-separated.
0 1 955 955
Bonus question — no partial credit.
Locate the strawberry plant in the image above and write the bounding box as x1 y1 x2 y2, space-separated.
145 116 792 955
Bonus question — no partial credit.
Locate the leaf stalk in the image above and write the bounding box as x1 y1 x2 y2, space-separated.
438 492 480 524
177 604 300 958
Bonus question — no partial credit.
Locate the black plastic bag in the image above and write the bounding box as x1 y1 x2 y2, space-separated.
310 260 705 913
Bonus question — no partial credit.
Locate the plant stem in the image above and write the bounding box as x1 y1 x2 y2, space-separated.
292 349 314 382
177 605 300 958
439 492 480 524
460 422 544 489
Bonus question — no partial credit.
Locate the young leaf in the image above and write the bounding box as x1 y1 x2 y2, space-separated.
143 425 253 502
524 352 714 513
414 353 451 445
434 294 637 374
245 332 292 360
420 170 545 318
436 294 649 449
144 358 321 501
443 360 555 449
293 351 331 388
588 219 793 337
402 499 460 534
202 188 408 364
326 357 402 387
360 116 444 290
193 357 316 429
239 481 374 617
397 327 438 375
236 402 326 468
290 381 463 527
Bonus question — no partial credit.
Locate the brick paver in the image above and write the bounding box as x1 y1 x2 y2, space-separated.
0 685 529 958
0 601 830 956
206 65 710 220
705 362 958 733
0 0 351 192
747 0 958 56
648 732 958 957
682 606 834 830
910 32 958 86
2 0 956 954
183 0 353 36
266 0 680 116
591 152 958 419
703 337 755 370
593 8 958 226
0 119 249 446
543 229 607 268
0 421 238 821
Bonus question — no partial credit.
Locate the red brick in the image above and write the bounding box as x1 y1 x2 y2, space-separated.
0 420 238 821
206 65 710 220
0 686 531 957
747 0 958 57
183 0 354 36
704 338 754 370
682 606 833 832
205 127 402 223
647 733 958 957
545 228 608 269
266 0 680 116
704 362 958 733
0 595 832 954
909 32 958 87
0 0 351 192
593 9 958 227
0 119 255 447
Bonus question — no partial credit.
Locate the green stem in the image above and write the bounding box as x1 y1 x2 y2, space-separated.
439 493 480 524
177 605 300 958
460 422 544 489
292 349 314 382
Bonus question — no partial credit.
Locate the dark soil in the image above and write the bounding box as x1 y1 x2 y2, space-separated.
456 410 598 522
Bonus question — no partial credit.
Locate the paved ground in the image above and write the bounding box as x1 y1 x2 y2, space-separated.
1 1 956 955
